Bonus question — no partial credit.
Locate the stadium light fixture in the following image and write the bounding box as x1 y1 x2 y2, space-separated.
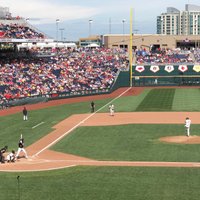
56 19 60 44
122 19 126 49
89 19 93 36
59 28 65 42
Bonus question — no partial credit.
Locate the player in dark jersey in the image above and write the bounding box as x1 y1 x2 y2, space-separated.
0 145 8 163
16 135 28 159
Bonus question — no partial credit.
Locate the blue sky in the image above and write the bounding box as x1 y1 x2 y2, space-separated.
1 0 200 41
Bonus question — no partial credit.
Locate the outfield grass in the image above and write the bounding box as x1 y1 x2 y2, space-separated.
172 88 200 111
136 89 175 111
0 166 200 200
1 88 200 199
100 88 200 112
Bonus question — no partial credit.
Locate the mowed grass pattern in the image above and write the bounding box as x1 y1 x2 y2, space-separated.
172 88 200 111
136 89 175 111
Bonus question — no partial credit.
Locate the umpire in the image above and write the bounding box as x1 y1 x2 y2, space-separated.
90 101 95 113
23 107 28 121
0 145 8 163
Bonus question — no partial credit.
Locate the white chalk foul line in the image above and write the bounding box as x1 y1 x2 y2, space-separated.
32 122 45 129
0 165 77 172
34 87 132 156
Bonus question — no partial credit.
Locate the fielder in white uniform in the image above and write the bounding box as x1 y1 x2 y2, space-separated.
109 104 114 116
185 117 191 137
16 135 28 159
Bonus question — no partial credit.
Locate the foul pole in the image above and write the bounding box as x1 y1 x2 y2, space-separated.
129 8 133 87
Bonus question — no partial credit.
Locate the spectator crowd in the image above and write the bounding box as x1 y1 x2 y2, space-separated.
135 48 194 64
0 47 128 108
0 23 45 39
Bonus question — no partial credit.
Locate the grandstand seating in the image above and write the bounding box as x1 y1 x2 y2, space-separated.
0 22 45 39
135 48 194 64
0 48 128 107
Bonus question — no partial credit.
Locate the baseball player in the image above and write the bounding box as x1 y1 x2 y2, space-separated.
90 101 95 113
16 135 28 159
109 104 115 116
23 107 28 121
0 145 8 163
6 150 16 163
185 117 191 137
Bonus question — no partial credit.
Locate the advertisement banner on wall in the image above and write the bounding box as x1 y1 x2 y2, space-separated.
193 65 200 73
178 65 188 72
150 65 160 73
135 66 145 73
164 65 174 73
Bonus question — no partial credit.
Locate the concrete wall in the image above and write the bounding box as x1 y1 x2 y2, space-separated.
104 34 200 50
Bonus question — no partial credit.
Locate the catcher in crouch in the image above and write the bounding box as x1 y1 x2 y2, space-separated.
16 135 28 159
6 150 16 163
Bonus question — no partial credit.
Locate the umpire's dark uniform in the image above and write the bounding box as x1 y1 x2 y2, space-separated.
91 101 95 113
0 146 8 163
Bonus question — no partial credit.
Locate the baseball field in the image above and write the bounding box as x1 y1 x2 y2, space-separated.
1 87 200 200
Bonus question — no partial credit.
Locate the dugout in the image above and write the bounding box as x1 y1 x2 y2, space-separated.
132 64 200 86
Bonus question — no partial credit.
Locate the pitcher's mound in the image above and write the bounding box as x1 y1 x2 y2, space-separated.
159 135 200 144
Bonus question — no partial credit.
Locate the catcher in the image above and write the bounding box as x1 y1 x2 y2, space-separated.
6 150 16 163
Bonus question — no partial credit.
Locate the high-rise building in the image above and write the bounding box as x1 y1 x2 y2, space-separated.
0 7 10 19
157 4 200 35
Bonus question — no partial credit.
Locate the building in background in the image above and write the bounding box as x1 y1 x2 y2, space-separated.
104 34 200 50
157 4 200 35
0 6 11 19
79 35 102 47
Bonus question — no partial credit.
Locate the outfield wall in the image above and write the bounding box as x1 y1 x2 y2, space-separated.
132 64 200 86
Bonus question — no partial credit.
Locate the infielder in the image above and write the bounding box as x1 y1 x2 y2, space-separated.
185 117 191 137
109 104 114 116
16 135 28 159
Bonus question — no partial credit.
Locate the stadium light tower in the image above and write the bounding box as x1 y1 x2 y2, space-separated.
59 28 65 42
56 19 60 44
122 19 126 49
89 19 93 36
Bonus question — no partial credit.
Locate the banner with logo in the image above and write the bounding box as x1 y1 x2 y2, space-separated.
193 65 200 73
150 65 159 73
164 65 174 73
178 65 188 72
135 66 145 73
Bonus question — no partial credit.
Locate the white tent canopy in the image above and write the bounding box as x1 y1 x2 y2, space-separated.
86 43 100 48
17 42 77 49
